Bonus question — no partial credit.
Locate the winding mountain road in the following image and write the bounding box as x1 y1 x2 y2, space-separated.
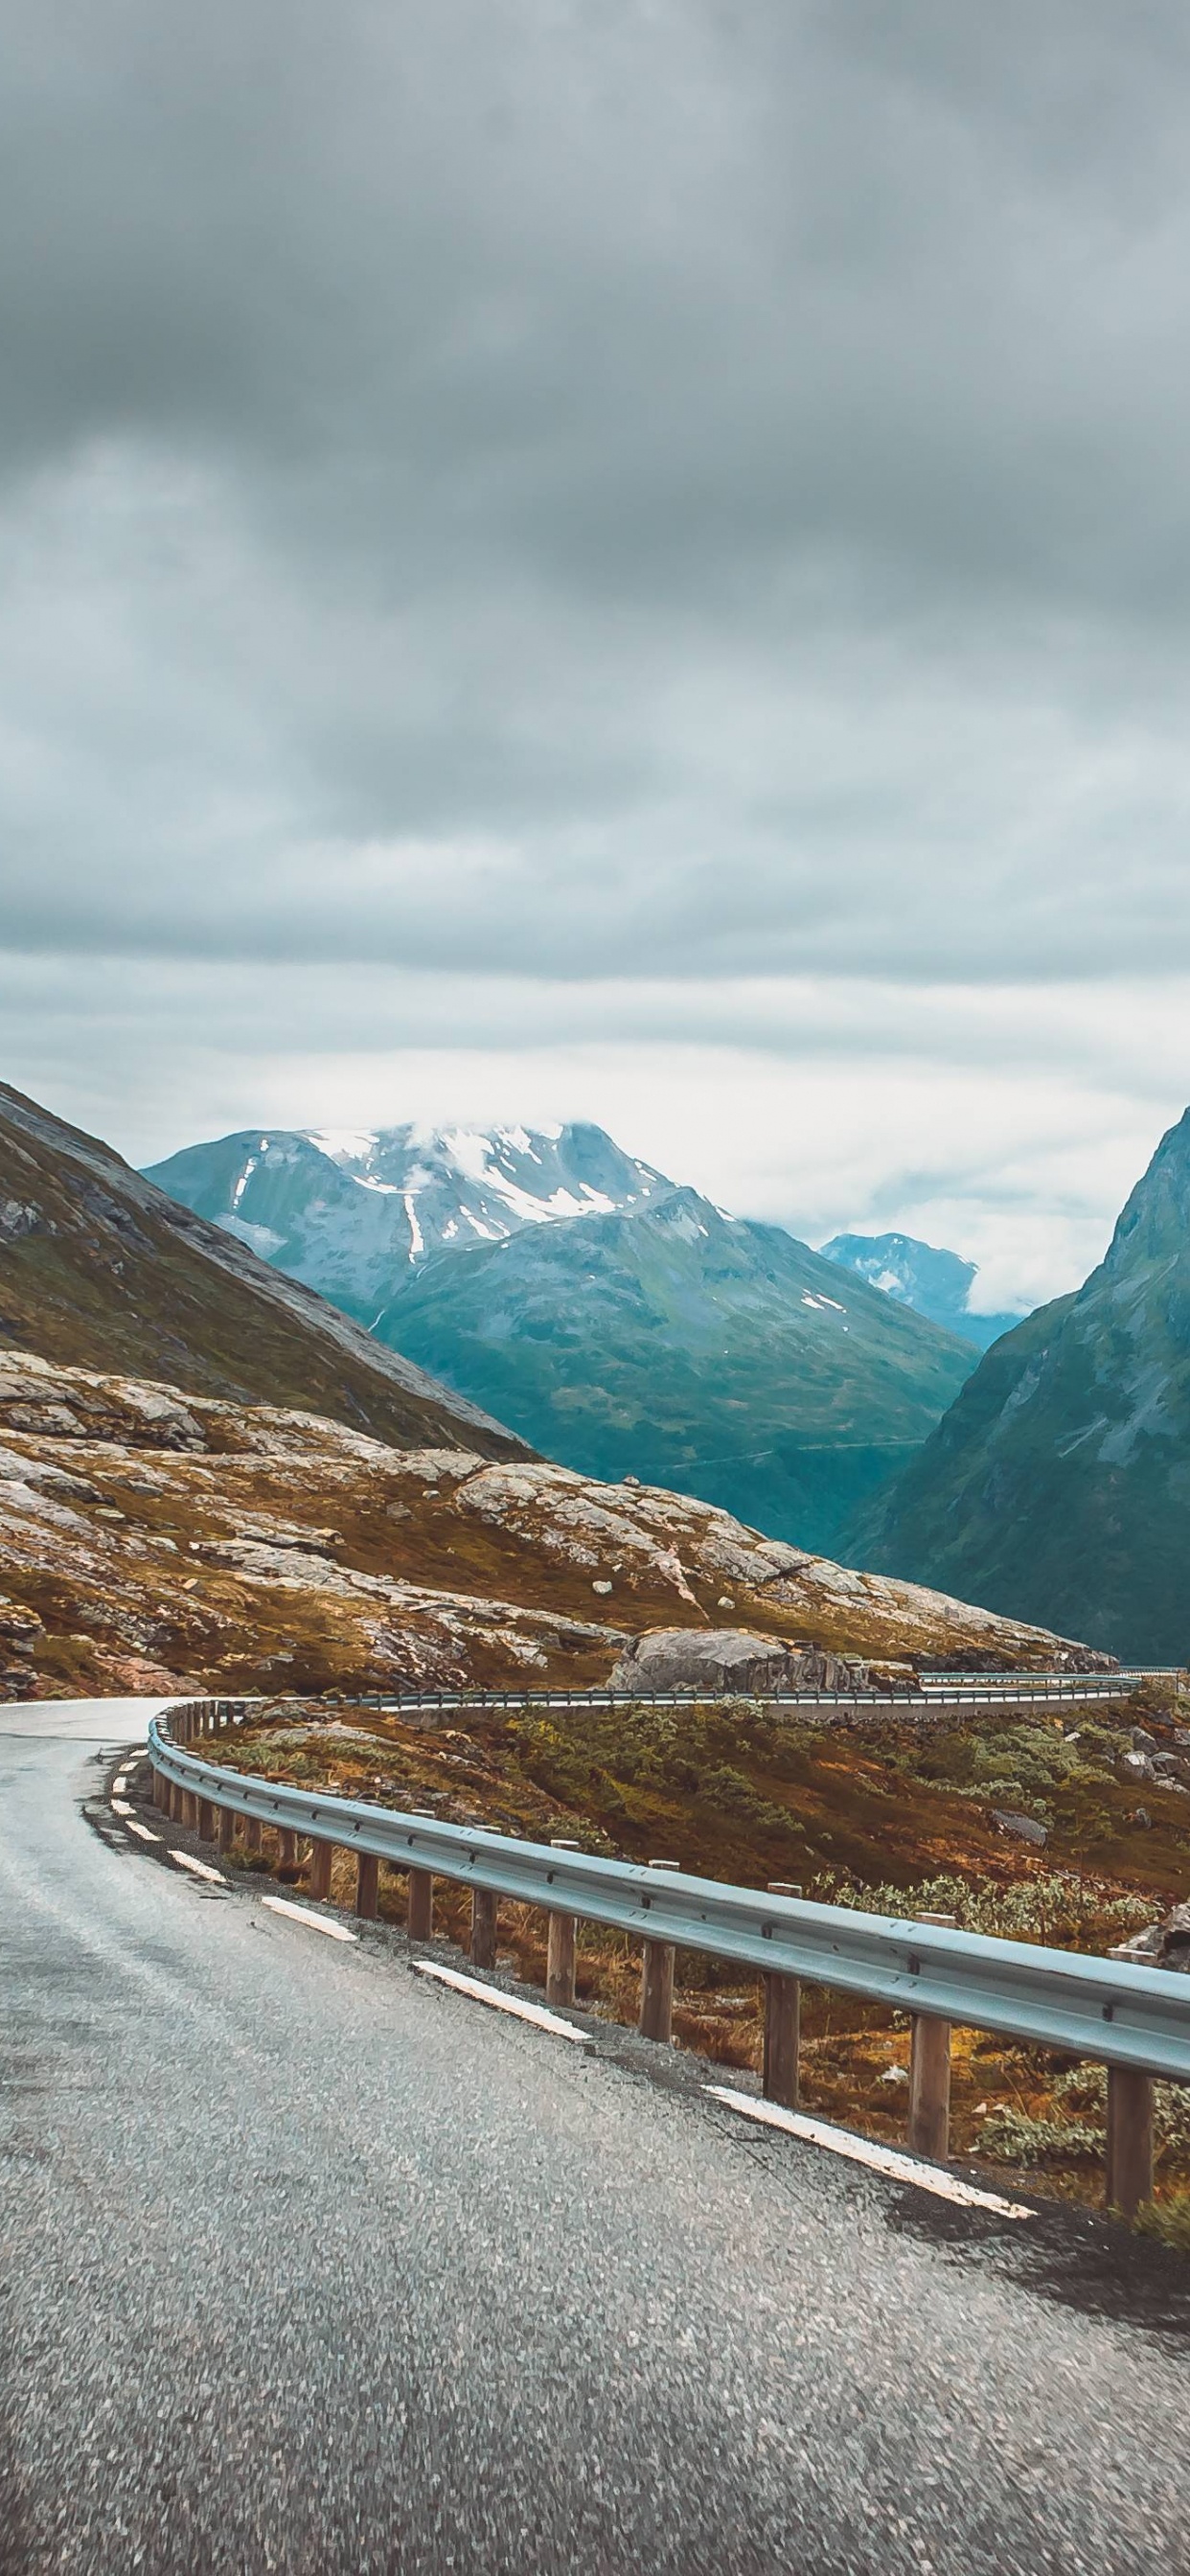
2 1699 1188 2575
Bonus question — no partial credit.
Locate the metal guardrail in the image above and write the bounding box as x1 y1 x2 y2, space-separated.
149 1703 1190 2085
340 1674 1159 1718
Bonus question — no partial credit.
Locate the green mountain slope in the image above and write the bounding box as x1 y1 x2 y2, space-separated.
846 1109 1190 1661
0 1084 528 1460
372 1186 976 1552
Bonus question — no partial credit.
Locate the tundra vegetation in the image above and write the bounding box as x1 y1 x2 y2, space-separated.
210 1678 1190 2219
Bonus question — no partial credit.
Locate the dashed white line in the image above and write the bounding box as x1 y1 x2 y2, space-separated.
112 1775 129 1795
415 1960 588 2041
110 1797 134 1817
170 1850 227 1886
126 1819 161 1843
259 1895 359 1943
704 2087 1034 2218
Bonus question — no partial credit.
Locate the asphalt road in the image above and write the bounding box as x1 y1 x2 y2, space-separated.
2 1702 1189 2576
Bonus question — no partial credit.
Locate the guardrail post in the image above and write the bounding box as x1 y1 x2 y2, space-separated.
217 1806 235 1854
246 1816 263 1853
907 1911 955 2162
547 1839 580 2007
1106 2067 1155 2218
196 1797 216 1842
764 1883 802 2109
279 1828 297 1868
407 1867 433 1941
639 1861 678 2044
355 1852 379 1920
309 1838 333 1902
180 1789 198 1832
470 1887 498 1968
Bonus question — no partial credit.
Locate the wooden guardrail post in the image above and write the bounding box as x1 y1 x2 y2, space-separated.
407 1868 433 1941
355 1852 379 1920
309 1838 333 1902
180 1788 198 1831
546 1839 581 2007
470 1886 498 1968
763 1883 802 2109
1106 2066 1155 2217
639 1861 679 2044
246 1815 263 1852
908 1911 955 2161
196 1797 216 1842
279 1828 297 1868
217 1806 235 1855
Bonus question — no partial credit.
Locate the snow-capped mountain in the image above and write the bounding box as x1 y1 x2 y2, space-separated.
147 1120 981 1550
144 1122 670 1321
819 1232 1024 1351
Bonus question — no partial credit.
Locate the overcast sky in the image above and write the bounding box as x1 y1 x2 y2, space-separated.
4 0 1190 1308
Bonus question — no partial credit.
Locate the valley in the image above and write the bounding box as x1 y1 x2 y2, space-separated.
147 1120 978 1552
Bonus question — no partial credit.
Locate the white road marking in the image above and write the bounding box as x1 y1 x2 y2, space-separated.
705 2087 1035 2219
259 1895 359 1942
110 1797 134 1817
170 1850 227 1885
415 1960 588 2041
112 1775 128 1794
126 1819 161 1843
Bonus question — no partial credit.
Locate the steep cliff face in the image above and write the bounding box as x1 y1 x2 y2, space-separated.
0 1084 527 1460
849 1110 1190 1662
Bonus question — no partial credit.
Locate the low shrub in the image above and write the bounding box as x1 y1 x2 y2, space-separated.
1133 2196 1190 2253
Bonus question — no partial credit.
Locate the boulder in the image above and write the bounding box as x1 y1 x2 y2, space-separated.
1111 1901 1190 1974
606 1626 862 1697
991 1808 1048 1847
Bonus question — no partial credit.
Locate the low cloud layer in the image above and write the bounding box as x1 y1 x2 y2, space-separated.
4 2 1190 1300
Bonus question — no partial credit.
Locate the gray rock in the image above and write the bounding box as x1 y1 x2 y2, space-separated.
1110 1924 1165 1963
1156 1900 1190 1974
1112 1901 1190 1973
991 1808 1048 1847
606 1626 860 1697
1121 1749 1156 1781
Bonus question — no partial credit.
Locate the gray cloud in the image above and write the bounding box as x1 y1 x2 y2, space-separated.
3 0 1190 1283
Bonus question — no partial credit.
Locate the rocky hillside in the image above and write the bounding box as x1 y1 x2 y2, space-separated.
146 1118 671 1307
0 1348 1108 1703
0 1084 526 1460
821 1231 1023 1350
848 1109 1190 1662
370 1187 976 1552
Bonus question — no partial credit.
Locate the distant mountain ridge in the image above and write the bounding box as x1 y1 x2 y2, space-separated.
846 1109 1190 1661
821 1231 1024 1350
147 1120 979 1551
147 1121 669 1319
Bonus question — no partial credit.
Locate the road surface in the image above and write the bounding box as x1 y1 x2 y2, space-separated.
2 1700 1188 2574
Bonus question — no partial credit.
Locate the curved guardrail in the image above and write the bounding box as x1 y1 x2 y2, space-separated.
340 1668 1174 1717
149 1701 1190 2085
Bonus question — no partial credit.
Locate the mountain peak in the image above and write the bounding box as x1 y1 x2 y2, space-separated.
145 1118 675 1313
821 1230 1023 1352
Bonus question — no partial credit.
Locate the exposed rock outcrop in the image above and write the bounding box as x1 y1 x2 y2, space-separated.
606 1628 864 1696
0 1354 1111 1703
